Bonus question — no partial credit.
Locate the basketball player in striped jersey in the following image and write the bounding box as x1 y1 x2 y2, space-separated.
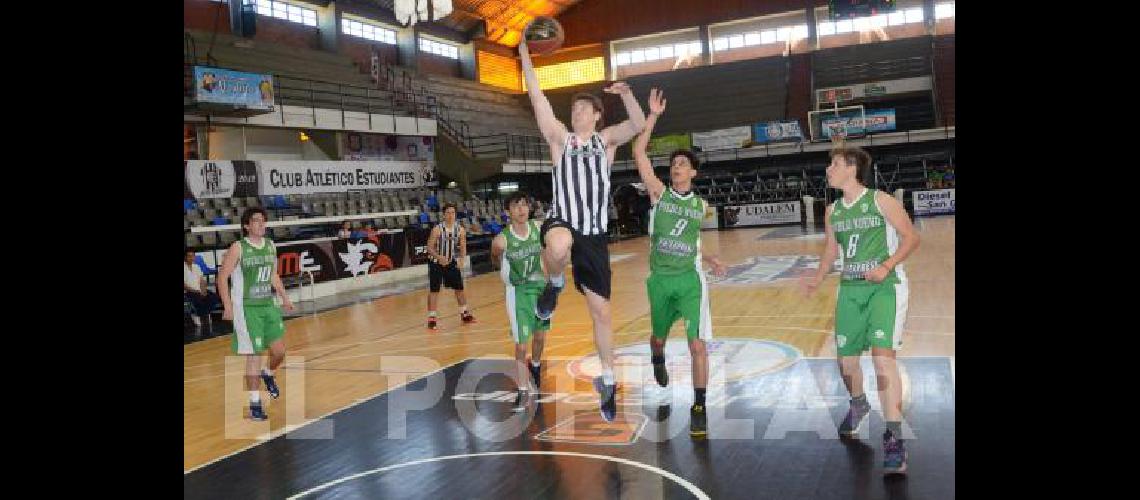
633 88 727 437
519 37 647 422
490 191 550 409
218 207 295 421
425 203 475 330
800 144 920 475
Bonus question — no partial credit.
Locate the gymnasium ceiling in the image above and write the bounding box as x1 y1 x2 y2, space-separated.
360 0 582 46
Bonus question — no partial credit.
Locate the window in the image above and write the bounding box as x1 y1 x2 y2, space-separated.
419 37 460 59
255 1 317 27
689 41 702 54
761 30 777 44
728 34 744 49
614 52 631 66
819 7 927 37
630 50 645 63
935 3 955 19
674 43 690 56
905 8 925 24
660 45 674 58
792 24 809 39
713 37 728 51
644 47 660 61
776 27 791 41
343 18 397 44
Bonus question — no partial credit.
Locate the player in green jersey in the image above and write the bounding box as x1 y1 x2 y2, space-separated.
218 207 296 421
801 143 920 474
490 191 550 409
633 88 727 438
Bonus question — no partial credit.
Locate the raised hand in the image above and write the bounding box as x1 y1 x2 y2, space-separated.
648 87 667 115
603 81 632 95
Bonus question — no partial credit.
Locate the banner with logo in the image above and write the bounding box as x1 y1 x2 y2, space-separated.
331 233 409 278
274 233 411 286
722 201 802 227
912 188 955 216
753 120 804 144
185 160 259 200
404 227 433 266
648 134 692 156
821 109 897 138
701 203 719 229
257 160 431 195
691 126 752 152
192 66 275 110
815 76 932 104
274 241 339 285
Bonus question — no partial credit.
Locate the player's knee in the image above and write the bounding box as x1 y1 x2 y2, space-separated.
688 338 707 357
545 229 572 255
587 300 611 323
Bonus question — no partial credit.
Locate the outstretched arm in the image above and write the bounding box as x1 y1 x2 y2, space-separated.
600 81 647 149
633 87 667 204
519 39 568 149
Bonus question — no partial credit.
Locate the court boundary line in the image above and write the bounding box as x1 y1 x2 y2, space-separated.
284 450 709 500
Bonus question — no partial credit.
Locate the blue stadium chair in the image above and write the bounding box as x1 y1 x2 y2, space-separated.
212 216 229 225
185 199 198 213
194 254 216 275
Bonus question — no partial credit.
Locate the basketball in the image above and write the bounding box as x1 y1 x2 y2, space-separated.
524 16 564 56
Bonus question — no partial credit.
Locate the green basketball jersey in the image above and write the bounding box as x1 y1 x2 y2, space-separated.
235 237 277 307
830 189 903 285
500 220 544 286
648 188 706 275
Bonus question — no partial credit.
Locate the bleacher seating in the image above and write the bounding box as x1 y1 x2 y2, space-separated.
184 188 524 250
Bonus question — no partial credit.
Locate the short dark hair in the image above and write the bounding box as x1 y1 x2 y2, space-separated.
240 207 268 236
442 202 457 213
830 146 874 186
571 92 604 125
670 149 700 171
505 191 530 209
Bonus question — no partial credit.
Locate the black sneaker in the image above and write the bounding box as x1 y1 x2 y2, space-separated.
653 359 669 387
249 402 268 421
883 430 908 475
461 311 477 324
535 282 563 321
690 403 707 438
427 317 438 330
592 376 617 422
838 399 871 438
528 360 542 392
260 371 280 399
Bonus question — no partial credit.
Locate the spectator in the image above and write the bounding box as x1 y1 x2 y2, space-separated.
185 250 220 338
363 222 378 238
338 221 352 239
